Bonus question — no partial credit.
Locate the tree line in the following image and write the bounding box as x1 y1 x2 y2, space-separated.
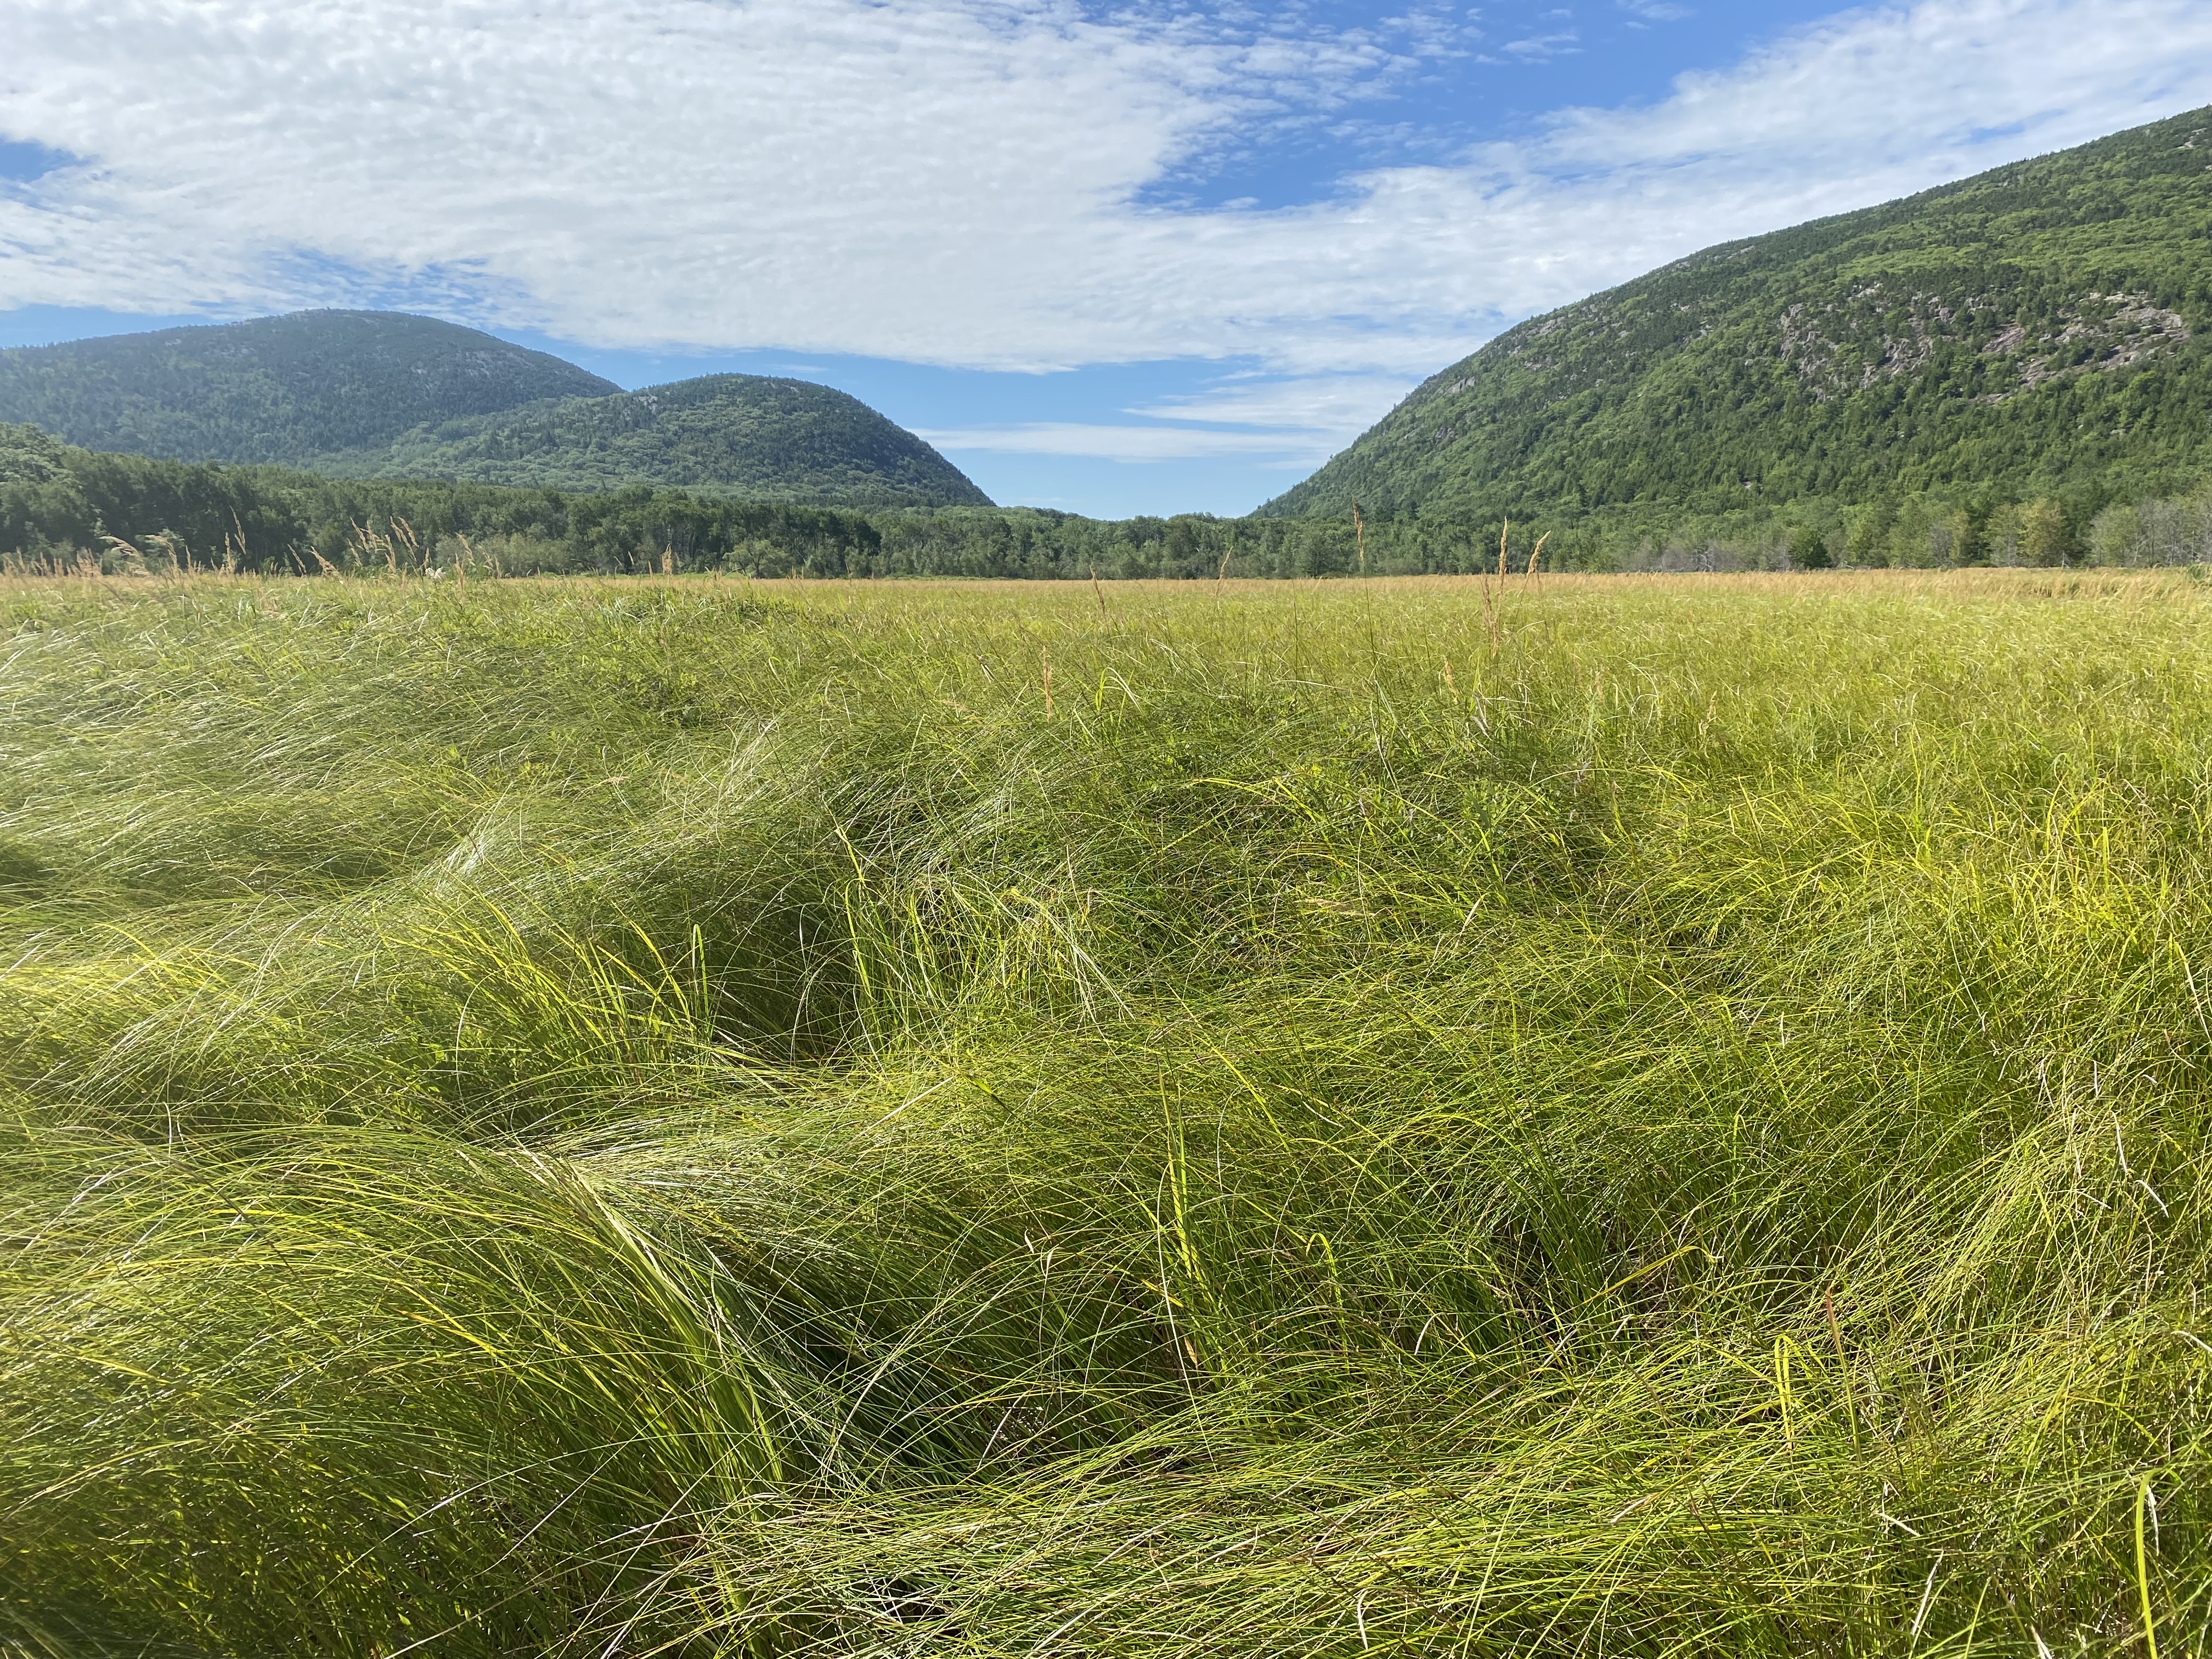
5 423 2209 580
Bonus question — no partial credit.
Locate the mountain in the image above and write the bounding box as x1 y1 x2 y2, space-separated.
312 374 993 509
0 311 618 466
1263 106 2212 521
0 312 989 510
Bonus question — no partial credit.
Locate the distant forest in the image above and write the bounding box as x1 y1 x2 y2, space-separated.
5 422 2210 579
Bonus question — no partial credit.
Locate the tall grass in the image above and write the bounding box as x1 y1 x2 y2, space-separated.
2 569 2207 1655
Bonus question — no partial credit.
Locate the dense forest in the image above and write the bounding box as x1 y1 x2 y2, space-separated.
309 373 992 507
0 313 989 510
7 421 2209 578
1270 105 2212 522
0 311 616 465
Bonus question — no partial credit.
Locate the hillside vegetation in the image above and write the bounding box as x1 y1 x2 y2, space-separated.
1268 104 2212 521
0 314 989 509
0 311 616 465
314 373 993 508
2 571 2206 1655
0 421 1257 577
14 418 2212 579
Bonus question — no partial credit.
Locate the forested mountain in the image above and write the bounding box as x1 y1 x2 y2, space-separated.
1265 105 2212 520
0 312 617 465
0 314 989 509
315 374 992 509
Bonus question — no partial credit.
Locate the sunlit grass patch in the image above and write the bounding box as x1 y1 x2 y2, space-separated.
2 571 2208 1655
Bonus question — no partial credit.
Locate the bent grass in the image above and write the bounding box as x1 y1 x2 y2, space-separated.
0 570 2208 1655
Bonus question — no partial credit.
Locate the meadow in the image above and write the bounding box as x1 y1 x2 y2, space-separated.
1 567 2206 1656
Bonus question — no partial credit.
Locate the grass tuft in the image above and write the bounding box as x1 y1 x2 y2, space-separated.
1 570 2208 1654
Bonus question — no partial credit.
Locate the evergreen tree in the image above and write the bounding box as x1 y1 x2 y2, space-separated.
1787 526 1833 568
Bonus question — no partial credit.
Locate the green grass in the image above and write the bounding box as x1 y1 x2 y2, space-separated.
1 568 2207 1656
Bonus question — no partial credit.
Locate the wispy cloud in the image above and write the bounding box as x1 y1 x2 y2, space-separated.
1129 375 1414 435
0 0 2209 388
1503 32 1581 59
915 421 1341 463
917 369 1415 464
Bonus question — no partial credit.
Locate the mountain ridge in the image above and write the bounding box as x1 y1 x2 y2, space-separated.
312 372 993 508
0 311 991 510
1262 105 2212 520
0 311 618 466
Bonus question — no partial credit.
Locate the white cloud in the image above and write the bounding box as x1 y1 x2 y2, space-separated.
0 0 2209 387
1503 32 1581 59
1130 374 1414 435
916 369 1413 464
916 421 1340 462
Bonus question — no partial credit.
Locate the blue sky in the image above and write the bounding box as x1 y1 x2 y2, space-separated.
4 0 2212 517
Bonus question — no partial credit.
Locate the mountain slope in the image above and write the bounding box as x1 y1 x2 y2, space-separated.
315 374 992 508
1263 106 2212 520
0 311 618 466
0 314 992 509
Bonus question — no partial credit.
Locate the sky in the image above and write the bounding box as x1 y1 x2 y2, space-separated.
3 0 2212 517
